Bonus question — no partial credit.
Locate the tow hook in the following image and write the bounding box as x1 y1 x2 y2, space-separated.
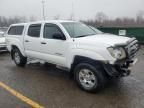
121 68 131 76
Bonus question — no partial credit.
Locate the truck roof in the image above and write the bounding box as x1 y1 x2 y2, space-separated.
10 23 27 26
10 20 77 26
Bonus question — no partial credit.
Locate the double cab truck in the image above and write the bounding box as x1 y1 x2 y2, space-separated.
5 20 139 92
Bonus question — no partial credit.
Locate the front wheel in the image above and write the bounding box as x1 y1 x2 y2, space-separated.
12 48 27 67
74 63 107 92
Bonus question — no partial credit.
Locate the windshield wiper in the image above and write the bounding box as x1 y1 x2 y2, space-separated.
75 35 88 38
75 34 96 38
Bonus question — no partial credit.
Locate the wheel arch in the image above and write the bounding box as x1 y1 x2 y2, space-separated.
70 55 104 74
11 45 25 59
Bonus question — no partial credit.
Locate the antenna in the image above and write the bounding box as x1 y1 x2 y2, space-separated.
42 0 45 20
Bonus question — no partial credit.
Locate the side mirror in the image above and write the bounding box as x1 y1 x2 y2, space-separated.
53 33 66 40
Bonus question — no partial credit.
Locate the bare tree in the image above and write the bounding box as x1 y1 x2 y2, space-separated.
82 11 144 27
136 11 144 24
67 14 73 20
29 16 37 22
53 15 60 20
0 16 28 27
95 12 108 23
1 10 144 28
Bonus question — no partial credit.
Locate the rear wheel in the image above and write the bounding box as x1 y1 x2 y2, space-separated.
74 62 107 92
12 48 27 67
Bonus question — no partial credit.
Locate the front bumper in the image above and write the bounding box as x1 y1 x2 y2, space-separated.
103 58 138 77
105 38 139 77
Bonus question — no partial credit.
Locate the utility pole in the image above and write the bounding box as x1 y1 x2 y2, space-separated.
72 1 74 20
42 0 45 20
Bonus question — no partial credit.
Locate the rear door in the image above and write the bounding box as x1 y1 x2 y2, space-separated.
24 23 42 58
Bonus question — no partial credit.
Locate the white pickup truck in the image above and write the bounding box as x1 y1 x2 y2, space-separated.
6 20 139 92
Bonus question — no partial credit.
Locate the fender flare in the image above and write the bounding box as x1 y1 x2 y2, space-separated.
70 55 106 73
10 44 26 58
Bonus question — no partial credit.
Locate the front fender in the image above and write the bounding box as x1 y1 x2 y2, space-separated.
66 49 107 68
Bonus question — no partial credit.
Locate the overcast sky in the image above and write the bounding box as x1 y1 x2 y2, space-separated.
0 0 144 20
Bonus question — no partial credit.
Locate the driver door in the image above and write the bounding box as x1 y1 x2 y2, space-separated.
40 23 68 66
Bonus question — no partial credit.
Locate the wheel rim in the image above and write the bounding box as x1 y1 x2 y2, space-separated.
14 52 20 64
79 69 97 89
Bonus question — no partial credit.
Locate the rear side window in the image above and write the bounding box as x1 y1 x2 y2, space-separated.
28 24 41 37
8 26 24 35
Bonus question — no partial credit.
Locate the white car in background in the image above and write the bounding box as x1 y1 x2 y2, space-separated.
0 31 7 52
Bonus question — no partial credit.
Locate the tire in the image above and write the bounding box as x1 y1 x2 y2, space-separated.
12 48 27 67
74 62 107 92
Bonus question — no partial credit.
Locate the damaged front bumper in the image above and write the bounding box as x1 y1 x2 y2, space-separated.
103 58 138 77
103 37 139 77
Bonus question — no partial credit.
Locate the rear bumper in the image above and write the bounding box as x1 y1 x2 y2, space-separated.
0 45 7 52
103 58 138 77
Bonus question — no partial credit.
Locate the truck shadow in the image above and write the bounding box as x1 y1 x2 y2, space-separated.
26 61 128 93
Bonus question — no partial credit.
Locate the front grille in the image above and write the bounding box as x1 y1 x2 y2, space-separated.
125 38 139 59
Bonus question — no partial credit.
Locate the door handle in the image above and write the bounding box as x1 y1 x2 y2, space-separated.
25 40 30 42
41 42 47 44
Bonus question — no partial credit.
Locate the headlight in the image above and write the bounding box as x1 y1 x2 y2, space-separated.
107 47 126 59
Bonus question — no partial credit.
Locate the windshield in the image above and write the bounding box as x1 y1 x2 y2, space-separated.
89 26 103 34
61 22 100 38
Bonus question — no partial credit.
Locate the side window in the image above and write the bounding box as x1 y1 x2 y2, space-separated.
15 26 24 35
8 26 24 35
8 26 16 35
43 23 64 39
28 24 41 37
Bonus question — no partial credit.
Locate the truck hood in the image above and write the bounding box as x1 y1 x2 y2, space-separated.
74 34 131 46
0 37 6 43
